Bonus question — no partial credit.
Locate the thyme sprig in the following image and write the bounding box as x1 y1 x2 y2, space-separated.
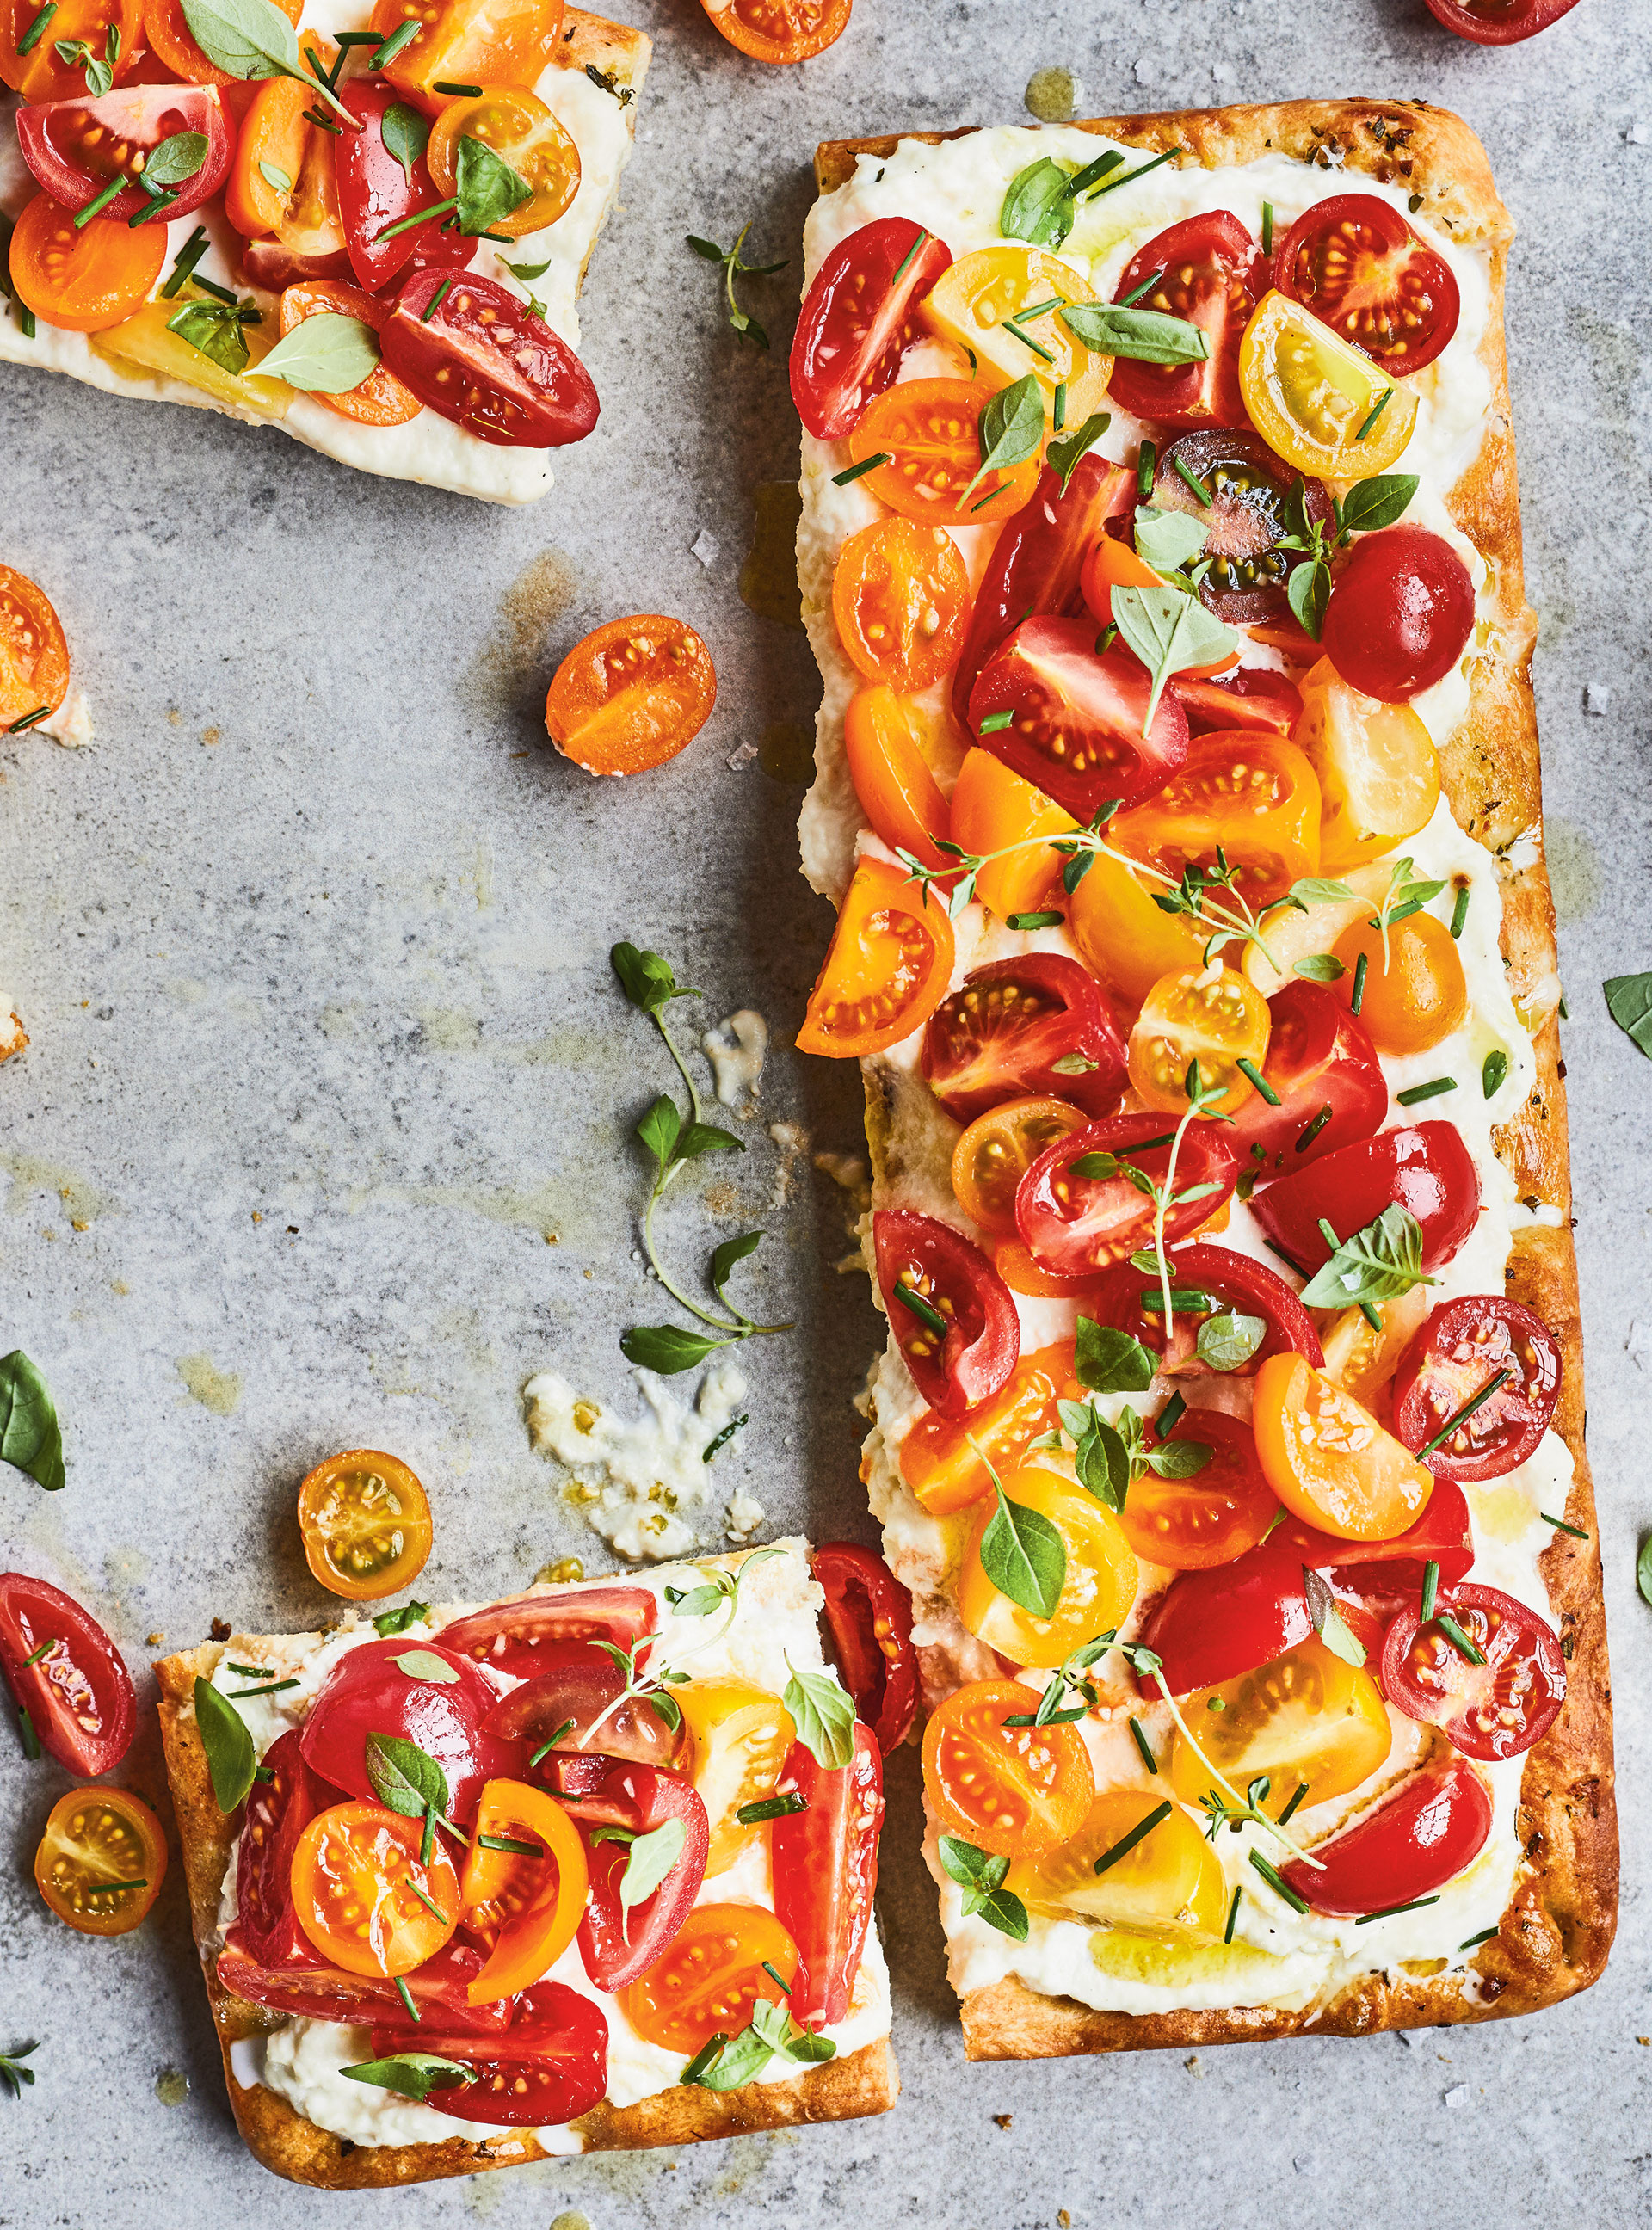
686 225 787 348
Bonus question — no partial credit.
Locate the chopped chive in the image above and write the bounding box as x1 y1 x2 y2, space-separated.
21 1640 53 1667
832 451 891 487
528 1720 576 1767
1156 1389 1187 1438
978 709 1014 735
1450 884 1470 938
6 705 50 733
1434 1612 1487 1666
1354 386 1394 442
15 0 55 51
1418 1367 1513 1459
190 273 239 306
1277 1782 1309 1826
1128 1716 1157 1775
1248 1851 1308 1913
1119 265 1163 308
1421 1559 1439 1623
230 1679 299 1697
254 1765 274 1782
1542 1512 1589 1540
970 483 1006 514
1052 378 1066 432
761 1961 793 1997
1094 622 1117 656
1137 438 1156 499
736 1792 808 1825
1295 1103 1333 1154
302 106 342 134
891 1280 948 1336
1007 909 1063 931
1172 455 1212 507
419 1801 435 1868
228 1662 268 1677
1138 1288 1217 1314
1359 1300 1383 1333
1002 320 1057 364
1236 1056 1279 1106
407 1882 448 1925
18 1706 40 1759
1482 1050 1507 1099
478 1832 542 1857
889 225 930 288
1009 296 1063 321
74 176 126 229
1063 150 1126 198
1351 949 1368 1014
1224 1884 1242 1943
332 28 381 43
1093 1800 1172 1875
379 196 458 242
1459 1925 1499 1951
1396 1076 1457 1106
679 2034 729 2086
1088 145 1184 200
394 1975 420 2023
422 275 454 322
1355 1894 1440 1925
368 15 420 67
433 79 481 95
1261 200 1273 255
161 225 210 299
83 1877 148 1895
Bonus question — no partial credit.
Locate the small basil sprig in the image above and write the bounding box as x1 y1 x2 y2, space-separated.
1302 1566 1367 1668
782 1660 856 1769
1275 471 1421 640
0 1351 65 1492
937 1834 1028 1940
1111 582 1240 733
340 2053 474 2104
1048 1397 1210 1514
687 225 787 348
680 1992 834 2090
1299 1204 1434 1309
194 1677 256 1814
619 1816 687 1911
1000 157 1077 249
256 311 380 395
181 0 359 126
0 2040 40 2099
1060 301 1210 365
1604 973 1652 1060
959 374 1045 508
53 22 117 94
1045 410 1110 496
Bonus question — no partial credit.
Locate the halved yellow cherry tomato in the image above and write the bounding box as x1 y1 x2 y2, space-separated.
832 518 970 693
369 0 564 113
949 746 1078 921
89 293 291 416
1253 1351 1434 1541
1331 911 1467 1055
1240 859 1390 1000
426 88 581 238
1007 1788 1226 1936
676 1679 796 1872
34 1787 167 1937
1068 848 1207 1009
620 1902 798 2052
797 854 956 1058
1168 1636 1391 1819
842 685 954 875
291 1801 459 1976
1127 964 1271 1118
923 1677 1095 1857
297 1448 433 1601
958 1463 1138 1669
899 1340 1080 1517
848 377 1043 527
1238 289 1418 478
922 245 1113 427
1321 1286 1431 1426
1292 656 1439 872
460 1778 589 2002
1109 731 1322 909
952 1096 1088 1237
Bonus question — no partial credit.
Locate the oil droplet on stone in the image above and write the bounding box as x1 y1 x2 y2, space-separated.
534 1556 584 1584
551 2214 591 2230
739 483 805 630
155 2067 189 2106
1025 65 1080 123
759 722 815 784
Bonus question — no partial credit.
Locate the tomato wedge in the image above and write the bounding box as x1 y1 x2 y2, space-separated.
921 952 1126 1124
438 1584 657 1677
1279 1759 1493 1917
1273 193 1460 379
1172 669 1304 737
367 0 564 112
1014 1110 1237 1278
796 854 955 1057
1391 1297 1561 1482
544 1756 708 1992
385 269 598 447
0 1573 135 1775
460 1779 589 2001
1137 1540 1315 1697
1088 1241 1323 1378
620 1903 798 2053
299 1636 517 1826
486 1642 692 1775
811 1542 917 1756
968 617 1191 820
872 1209 1020 1418
545 615 717 777
773 1724 883 2027
1270 1474 1475 1594
922 1678 1094 1858
218 1930 510 2031
1225 981 1388 1180
369 1982 609 2126
1254 1351 1435 1543
237 1729 351 1967
842 685 954 875
1106 210 1264 428
791 216 952 440
336 78 476 293
1248 1121 1482 1278
16 85 231 224
1380 1584 1566 1761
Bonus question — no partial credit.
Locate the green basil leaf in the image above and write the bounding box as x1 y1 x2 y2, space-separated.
1146 1437 1211 1480
1638 1535 1652 1611
687 234 725 262
455 132 532 236
373 1600 430 1636
1287 553 1329 640
611 942 693 1015
710 1230 761 1297
979 1485 1065 1617
689 2024 774 2091
1194 1310 1267 1373
782 1659 856 1769
1075 1414 1131 1511
1057 1398 1094 1443
646 1687 683 1734
664 1577 730 1619
145 131 209 186
936 1833 1009 1894
620 1324 724 1374
502 256 552 281
1605 973 1652 1061
0 1351 64 1491
965 1884 1031 1939
1318 1597 1368 1667
1293 952 1347 983
166 299 253 377
1060 302 1210 364
1075 1315 1156 1394
1110 583 1239 732
1288 878 1358 906
391 1648 458 1684
785 2026 837 2063
340 2053 475 2104
1339 473 1419 534
1299 1204 1429 1309
181 0 305 81
1000 156 1076 248
364 1729 449 1820
619 1816 687 1910
1045 410 1111 496
1133 503 1207 576
258 158 292 191
675 1120 744 1161
381 100 428 187
749 1998 793 2054
961 373 1045 505
194 1677 256 1814
635 1093 682 1173
256 311 380 395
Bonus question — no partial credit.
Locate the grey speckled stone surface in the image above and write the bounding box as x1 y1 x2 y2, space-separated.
3 2 1649 2223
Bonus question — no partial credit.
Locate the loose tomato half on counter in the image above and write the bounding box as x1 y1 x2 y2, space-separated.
0 1573 136 1774
545 615 717 777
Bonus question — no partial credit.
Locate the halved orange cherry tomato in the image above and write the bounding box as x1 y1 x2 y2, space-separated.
848 377 1043 528
291 1801 460 1976
279 280 422 428
1109 732 1322 909
1168 1636 1391 1819
832 520 969 693
797 854 955 1058
426 88 581 239
224 42 343 256
1293 656 1439 872
948 746 1077 921
922 1677 1094 1857
545 616 717 777
460 1779 589 2002
1115 1408 1281 1571
957 1464 1138 1669
619 1902 798 2052
1 0 139 99
1067 849 1207 1010
951 1097 1087 1238
992 1238 1108 1303
899 1340 1079 1516
369 0 564 113
141 0 299 88
676 1679 796 1872
1127 964 1271 1118
701 0 849 61
842 685 953 875
8 191 163 333
1007 1788 1225 1935
1331 912 1466 1055
922 245 1113 428
0 567 70 728
297 1448 433 1601
1253 1351 1434 1542
1238 289 1417 480
34 1787 166 1937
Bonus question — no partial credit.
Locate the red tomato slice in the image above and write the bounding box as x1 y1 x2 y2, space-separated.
335 78 473 293
1171 669 1304 737
371 1981 609 2125
537 1757 707 1991
1227 982 1388 1181
1423 0 1580 38
1088 1241 1324 1377
1117 1407 1281 1571
1320 525 1476 705
1137 1540 1313 1697
772 1723 884 2028
872 1209 1020 1418
217 1930 511 2031
1014 1112 1237 1278
1279 1758 1493 1915
968 617 1191 819
385 269 597 447
1107 210 1264 427
236 1729 351 1967
1391 1297 1561 1482
1248 1121 1481 1278
1273 193 1461 379
1379 1583 1566 1760
239 236 354 289
484 1643 691 1776
1272 1473 1476 1594
811 1542 917 1756
16 85 231 224
790 216 952 440
299 1636 518 1826
0 1573 135 1776
1150 428 1335 627
920 952 1127 1125
951 455 1135 733
438 1585 657 1678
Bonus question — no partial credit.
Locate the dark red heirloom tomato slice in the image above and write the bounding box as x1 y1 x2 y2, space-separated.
1015 1112 1237 1279
1107 210 1265 428
951 454 1135 731
1273 1474 1476 1594
385 270 598 447
968 617 1191 819
811 1543 917 1757
299 1636 517 1826
773 1723 884 2028
372 1981 609 2125
1226 982 1388 1180
1151 429 1335 626
486 1642 692 1776
1392 1297 1561 1483
542 1758 707 1991
1274 193 1461 379
872 1210 1020 1418
1090 1241 1324 1377
218 1931 512 2031
1171 668 1304 737
1321 526 1476 705
1279 1757 1493 1916
1248 1122 1481 1278
0 1573 135 1776
790 216 952 441
236 1730 351 1967
1137 1540 1315 1697
336 79 474 293
439 1586 657 1678
1380 1583 1566 1761
16 85 232 225
920 953 1127 1125
1423 0 1580 40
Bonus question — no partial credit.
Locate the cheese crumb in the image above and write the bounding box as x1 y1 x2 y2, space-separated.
523 1363 748 1560
724 1488 766 1541
702 1010 768 1105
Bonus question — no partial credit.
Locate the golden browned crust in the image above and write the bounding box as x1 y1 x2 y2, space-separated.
0 1011 25 1063
155 1626 897 2188
815 102 1617 2061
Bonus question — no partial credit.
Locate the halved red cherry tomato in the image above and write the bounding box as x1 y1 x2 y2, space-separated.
797 855 955 1057
899 1341 1080 1516
1381 1583 1566 1760
1138 1540 1315 1697
1015 1110 1237 1277
1392 1298 1561 1482
832 518 969 693
487 1643 692 1775
1279 1758 1492 1917
848 377 1042 527
292 1800 460 1975
280 280 422 428
701 0 850 63
1089 1242 1323 1378
236 1729 350 1967
299 1636 517 1826
1254 1350 1435 1542
386 268 598 447
0 0 139 100
336 78 477 293
538 1756 708 1991
368 0 564 113
0 566 70 727
1274 194 1460 379
791 216 952 440
1172 668 1303 737
620 1902 798 2053
16 85 231 223
1117 1407 1280 1571
922 1677 1094 1858
968 617 1191 819
1150 428 1335 627
811 1542 917 1756
544 615 715 776
1108 730 1322 907
1107 210 1264 427
872 1208 1020 1418
298 1447 433 1601
921 952 1126 1124
426 86 579 241
217 1930 509 2030
952 1097 1088 1238
34 1787 166 1937
224 48 344 260
140 0 299 88
1249 1120 1481 1278
1422 0 1580 38
459 1778 589 2001
1270 1474 1475 1593
439 1583 657 1676
0 1573 135 1776
1321 526 1476 704
8 189 164 331
773 1724 883 2026
372 1981 608 2125
1225 980 1388 1179
842 685 952 875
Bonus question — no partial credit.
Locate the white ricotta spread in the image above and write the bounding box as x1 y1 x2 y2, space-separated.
522 1360 749 1559
702 1009 770 1106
